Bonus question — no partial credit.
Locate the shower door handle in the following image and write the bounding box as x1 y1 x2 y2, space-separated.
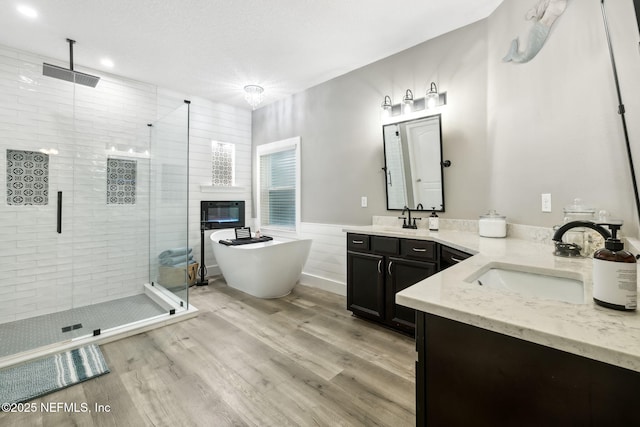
57 191 62 234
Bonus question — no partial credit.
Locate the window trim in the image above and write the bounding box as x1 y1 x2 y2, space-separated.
255 137 301 235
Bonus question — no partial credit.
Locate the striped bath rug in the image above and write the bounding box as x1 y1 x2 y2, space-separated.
0 344 110 405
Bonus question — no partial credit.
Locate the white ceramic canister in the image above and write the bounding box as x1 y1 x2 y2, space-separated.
479 210 507 238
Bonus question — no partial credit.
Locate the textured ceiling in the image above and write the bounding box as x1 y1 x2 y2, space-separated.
0 0 503 109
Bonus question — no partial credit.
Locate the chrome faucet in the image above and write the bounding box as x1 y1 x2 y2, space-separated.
552 220 612 257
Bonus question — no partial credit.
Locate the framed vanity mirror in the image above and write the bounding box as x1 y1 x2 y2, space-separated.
382 114 445 211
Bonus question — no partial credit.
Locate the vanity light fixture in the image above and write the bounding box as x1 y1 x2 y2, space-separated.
402 89 414 113
381 95 393 118
426 82 439 109
381 95 393 111
427 81 447 109
380 84 447 120
244 85 264 110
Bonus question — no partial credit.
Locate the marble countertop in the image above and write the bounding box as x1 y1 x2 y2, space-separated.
344 225 640 373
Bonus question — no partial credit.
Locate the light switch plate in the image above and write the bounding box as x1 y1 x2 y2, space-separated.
541 193 552 212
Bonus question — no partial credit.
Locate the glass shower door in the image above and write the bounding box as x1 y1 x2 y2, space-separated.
0 58 78 358
68 78 156 340
149 101 190 307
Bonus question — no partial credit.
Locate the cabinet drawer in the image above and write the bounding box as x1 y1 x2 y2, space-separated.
401 239 436 261
371 236 400 255
347 233 370 251
441 245 472 267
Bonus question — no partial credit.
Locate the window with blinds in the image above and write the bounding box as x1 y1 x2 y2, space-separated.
256 137 300 232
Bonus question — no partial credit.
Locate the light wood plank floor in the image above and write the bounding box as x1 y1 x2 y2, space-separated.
0 279 416 426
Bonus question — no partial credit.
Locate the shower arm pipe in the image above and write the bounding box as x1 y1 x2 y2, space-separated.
67 38 75 71
601 0 640 228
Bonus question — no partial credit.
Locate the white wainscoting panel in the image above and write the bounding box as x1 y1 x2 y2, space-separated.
298 222 347 295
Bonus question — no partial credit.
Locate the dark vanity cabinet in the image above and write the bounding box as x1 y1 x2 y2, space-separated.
439 244 472 270
347 233 437 335
346 235 385 322
415 312 640 426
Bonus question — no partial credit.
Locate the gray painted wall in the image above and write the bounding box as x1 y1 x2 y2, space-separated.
253 0 640 235
487 0 640 235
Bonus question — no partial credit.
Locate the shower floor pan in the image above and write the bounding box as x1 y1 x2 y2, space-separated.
0 285 198 367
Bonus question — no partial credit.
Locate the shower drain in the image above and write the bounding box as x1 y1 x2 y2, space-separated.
61 323 83 333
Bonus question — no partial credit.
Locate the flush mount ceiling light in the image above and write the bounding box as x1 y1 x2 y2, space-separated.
100 58 114 68
17 4 38 19
244 85 264 110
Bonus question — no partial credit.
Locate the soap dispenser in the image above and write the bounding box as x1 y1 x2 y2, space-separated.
592 223 637 311
428 208 439 231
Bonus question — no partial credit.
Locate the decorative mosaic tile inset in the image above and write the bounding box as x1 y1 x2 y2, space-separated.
212 142 234 186
6 149 49 206
107 158 136 205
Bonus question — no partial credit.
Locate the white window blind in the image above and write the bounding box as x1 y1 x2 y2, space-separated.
257 137 300 232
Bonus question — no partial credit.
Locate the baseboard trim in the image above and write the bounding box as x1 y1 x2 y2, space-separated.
299 273 346 296
205 264 221 277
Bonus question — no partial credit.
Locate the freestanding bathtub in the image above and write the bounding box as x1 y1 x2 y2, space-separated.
210 229 312 298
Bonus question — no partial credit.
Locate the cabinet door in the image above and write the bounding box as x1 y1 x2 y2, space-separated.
387 257 436 331
420 313 640 426
440 245 472 270
347 251 385 321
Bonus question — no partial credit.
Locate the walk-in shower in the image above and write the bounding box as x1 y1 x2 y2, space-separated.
0 44 196 367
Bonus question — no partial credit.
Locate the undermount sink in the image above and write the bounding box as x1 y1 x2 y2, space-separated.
465 263 585 304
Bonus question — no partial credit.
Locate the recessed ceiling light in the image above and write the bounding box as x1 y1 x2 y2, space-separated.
16 4 38 19
100 58 114 68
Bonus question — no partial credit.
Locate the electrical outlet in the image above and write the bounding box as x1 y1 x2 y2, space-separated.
541 193 552 212
361 196 368 208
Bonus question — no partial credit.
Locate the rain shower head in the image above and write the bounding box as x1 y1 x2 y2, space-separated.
42 63 100 87
42 39 100 88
